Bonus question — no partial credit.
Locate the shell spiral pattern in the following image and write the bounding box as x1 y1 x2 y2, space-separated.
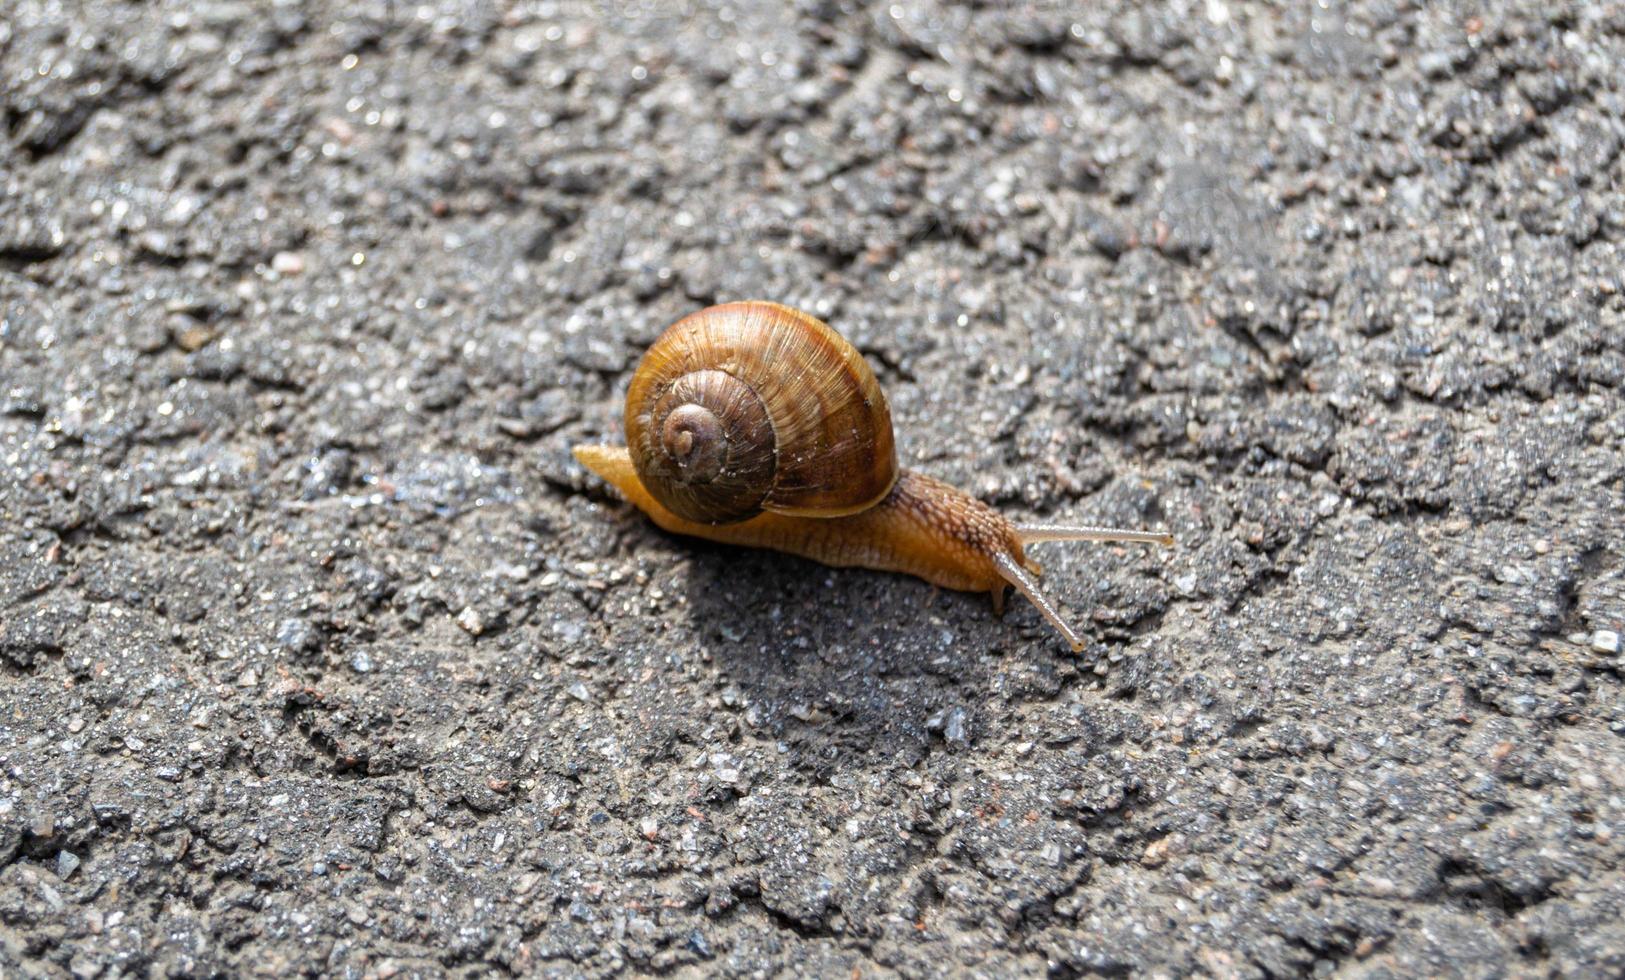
624 301 899 525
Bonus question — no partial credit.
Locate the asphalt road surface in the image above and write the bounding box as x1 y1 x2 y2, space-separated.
3 1 1623 976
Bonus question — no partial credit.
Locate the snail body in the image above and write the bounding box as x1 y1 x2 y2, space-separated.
573 301 1172 652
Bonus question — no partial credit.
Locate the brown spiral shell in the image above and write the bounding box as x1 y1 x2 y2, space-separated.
623 301 898 525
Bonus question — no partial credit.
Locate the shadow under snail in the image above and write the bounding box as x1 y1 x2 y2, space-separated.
573 301 1173 652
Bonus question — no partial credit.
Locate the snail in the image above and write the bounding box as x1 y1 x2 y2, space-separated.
572 301 1172 651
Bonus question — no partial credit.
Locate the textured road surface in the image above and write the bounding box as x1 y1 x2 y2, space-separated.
3 1 1624 976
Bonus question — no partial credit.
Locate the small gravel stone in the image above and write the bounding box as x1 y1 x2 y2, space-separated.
276 618 318 653
456 607 485 635
271 251 305 275
687 930 713 958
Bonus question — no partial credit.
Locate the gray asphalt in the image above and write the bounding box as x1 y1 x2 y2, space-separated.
2 1 1623 976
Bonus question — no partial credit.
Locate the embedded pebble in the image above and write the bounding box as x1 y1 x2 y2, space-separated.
456 607 486 635
271 251 305 275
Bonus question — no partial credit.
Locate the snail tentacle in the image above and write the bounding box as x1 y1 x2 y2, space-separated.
991 552 1085 653
1015 523 1175 548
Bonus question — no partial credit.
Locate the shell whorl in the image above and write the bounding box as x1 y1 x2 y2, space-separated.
637 368 777 523
624 302 898 525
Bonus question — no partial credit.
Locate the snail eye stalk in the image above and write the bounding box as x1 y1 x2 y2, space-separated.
1015 524 1175 547
996 524 1173 652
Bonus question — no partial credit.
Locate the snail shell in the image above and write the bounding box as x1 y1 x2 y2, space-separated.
624 301 898 524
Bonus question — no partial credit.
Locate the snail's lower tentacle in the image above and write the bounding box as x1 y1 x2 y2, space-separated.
991 552 1084 653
